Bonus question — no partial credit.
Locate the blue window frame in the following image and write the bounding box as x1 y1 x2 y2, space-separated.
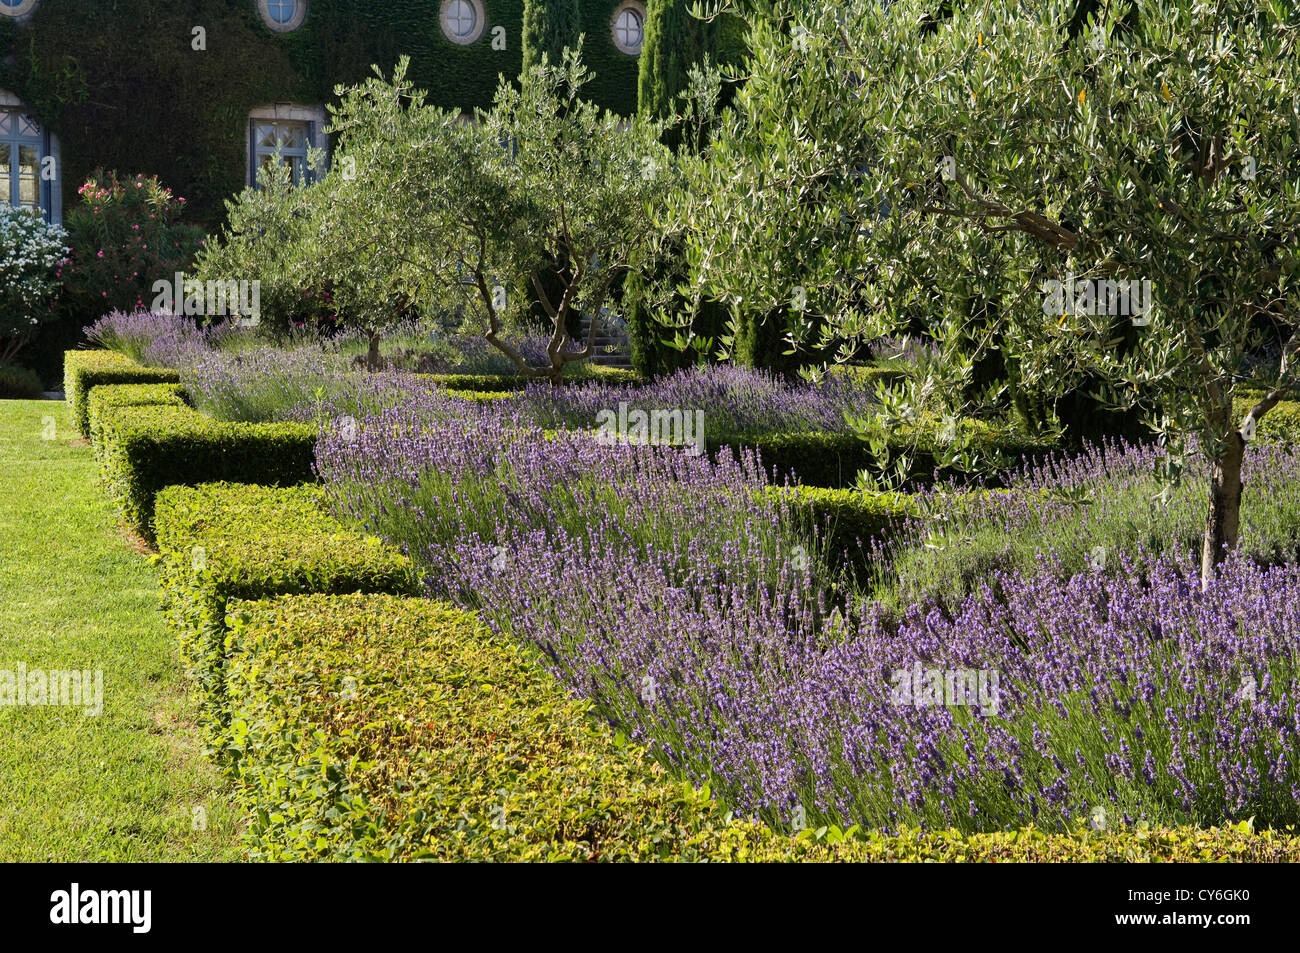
265 0 297 24
0 111 51 219
250 119 316 187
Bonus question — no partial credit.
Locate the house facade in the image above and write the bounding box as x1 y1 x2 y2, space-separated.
0 0 647 227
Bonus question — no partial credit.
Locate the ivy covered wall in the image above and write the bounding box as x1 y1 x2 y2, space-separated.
0 0 641 228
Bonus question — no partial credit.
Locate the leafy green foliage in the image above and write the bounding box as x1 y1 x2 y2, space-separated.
0 363 44 399
62 349 180 437
154 483 416 752
668 0 1300 574
87 382 189 460
97 404 316 538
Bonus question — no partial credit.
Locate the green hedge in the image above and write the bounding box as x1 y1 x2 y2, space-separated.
770 485 917 551
99 404 316 538
418 366 640 392
226 591 748 861
445 389 516 402
826 364 913 388
222 590 1300 862
63 350 181 438
1236 396 1300 444
712 426 1055 489
155 484 416 751
87 382 189 460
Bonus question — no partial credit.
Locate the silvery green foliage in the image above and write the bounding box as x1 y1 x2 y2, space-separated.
285 48 675 380
675 0 1300 441
0 204 69 360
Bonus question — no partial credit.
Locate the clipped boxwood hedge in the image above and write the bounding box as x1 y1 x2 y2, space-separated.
712 426 1055 489
99 403 316 538
826 364 913 388
418 365 641 393
444 388 517 403
222 590 1300 862
770 485 917 552
1234 396 1300 444
63 350 181 438
87 382 189 460
418 373 530 392
155 483 417 749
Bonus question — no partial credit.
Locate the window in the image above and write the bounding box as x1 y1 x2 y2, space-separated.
0 0 38 18
258 0 306 32
440 0 485 45
611 2 646 56
251 120 313 187
0 111 52 218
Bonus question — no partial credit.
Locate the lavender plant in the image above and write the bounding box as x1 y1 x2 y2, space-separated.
85 309 240 369
508 363 879 437
882 438 1300 611
316 396 1300 834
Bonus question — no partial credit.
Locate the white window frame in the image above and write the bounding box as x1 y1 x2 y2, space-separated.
0 89 60 224
0 0 39 21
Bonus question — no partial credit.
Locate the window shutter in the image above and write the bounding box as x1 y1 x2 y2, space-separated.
306 121 317 184
249 117 258 189
41 128 52 222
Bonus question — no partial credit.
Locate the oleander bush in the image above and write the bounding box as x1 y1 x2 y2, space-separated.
98 404 316 537
63 349 181 437
155 483 416 748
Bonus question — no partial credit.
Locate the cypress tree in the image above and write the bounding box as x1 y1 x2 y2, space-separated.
522 0 582 74
637 0 706 122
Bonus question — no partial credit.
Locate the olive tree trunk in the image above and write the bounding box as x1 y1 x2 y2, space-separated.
1201 431 1244 590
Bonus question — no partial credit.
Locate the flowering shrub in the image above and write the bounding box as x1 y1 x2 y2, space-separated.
60 170 205 317
0 204 68 364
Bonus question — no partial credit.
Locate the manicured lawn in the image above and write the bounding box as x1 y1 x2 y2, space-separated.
0 399 240 861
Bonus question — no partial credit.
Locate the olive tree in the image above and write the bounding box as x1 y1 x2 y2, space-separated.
668 0 1300 587
325 49 674 383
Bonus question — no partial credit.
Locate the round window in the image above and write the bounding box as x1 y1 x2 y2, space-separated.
0 0 39 19
611 2 646 56
258 0 306 33
440 0 486 46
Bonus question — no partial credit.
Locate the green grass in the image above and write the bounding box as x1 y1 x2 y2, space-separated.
0 399 241 861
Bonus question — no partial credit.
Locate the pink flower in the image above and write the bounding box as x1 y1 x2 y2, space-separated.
97 250 104 258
